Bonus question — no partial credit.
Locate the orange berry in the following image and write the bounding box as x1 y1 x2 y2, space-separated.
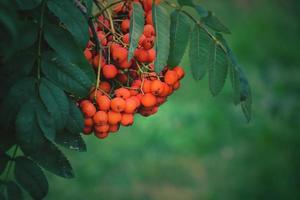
115 88 131 99
159 83 171 97
84 118 94 127
142 79 152 93
110 42 120 53
129 87 139 96
118 59 132 69
173 81 180 90
94 124 109 133
150 80 164 96
121 19 130 33
109 124 120 133
81 101 96 118
80 100 91 108
93 111 108 125
129 96 141 108
121 114 134 126
122 33 130 44
141 93 157 107
95 131 109 139
173 66 185 80
102 64 118 79
89 89 103 101
124 98 137 114
112 46 128 63
108 111 122 125
146 11 153 25
111 97 126 112
96 95 111 111
144 24 155 38
156 97 167 106
116 72 128 84
134 48 149 63
132 79 142 87
139 34 146 45
97 31 107 46
142 37 154 50
147 48 156 63
99 81 111 93
83 126 93 135
93 55 106 68
139 106 158 117
164 70 178 85
84 49 92 60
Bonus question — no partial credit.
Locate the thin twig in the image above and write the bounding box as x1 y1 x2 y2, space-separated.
37 0 47 80
163 0 228 53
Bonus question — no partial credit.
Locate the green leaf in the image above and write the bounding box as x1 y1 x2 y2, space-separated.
208 35 228 96
168 10 193 67
47 0 89 48
35 99 56 141
65 99 84 134
16 21 38 51
0 78 36 132
0 4 18 60
56 131 86 152
194 5 208 18
6 181 23 200
84 0 93 15
44 24 96 83
153 4 171 72
15 98 45 151
0 153 10 175
177 0 195 7
217 34 252 122
203 12 231 34
39 78 69 131
128 2 145 61
41 52 93 97
0 52 35 98
189 25 211 80
15 0 42 10
0 133 16 152
14 156 48 200
23 140 74 178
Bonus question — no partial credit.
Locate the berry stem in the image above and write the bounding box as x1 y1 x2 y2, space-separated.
36 0 47 80
95 50 103 98
162 0 228 53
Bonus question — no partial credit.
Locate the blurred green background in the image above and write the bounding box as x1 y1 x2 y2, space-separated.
46 0 300 199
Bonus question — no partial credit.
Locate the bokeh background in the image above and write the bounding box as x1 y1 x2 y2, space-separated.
46 0 300 199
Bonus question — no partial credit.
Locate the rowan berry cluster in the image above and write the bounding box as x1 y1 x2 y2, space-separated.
79 0 185 139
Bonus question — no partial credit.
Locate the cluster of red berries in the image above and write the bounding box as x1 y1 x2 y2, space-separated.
79 0 185 139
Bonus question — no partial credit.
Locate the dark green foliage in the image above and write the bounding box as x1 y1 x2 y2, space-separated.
128 2 145 60
0 1 252 199
41 52 93 97
0 153 10 175
15 0 42 10
47 0 89 49
23 139 74 178
15 97 49 150
15 157 48 199
65 99 84 135
56 130 87 152
168 11 193 67
207 36 228 96
0 78 37 132
203 12 231 34
189 25 211 80
153 4 171 72
0 181 23 200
